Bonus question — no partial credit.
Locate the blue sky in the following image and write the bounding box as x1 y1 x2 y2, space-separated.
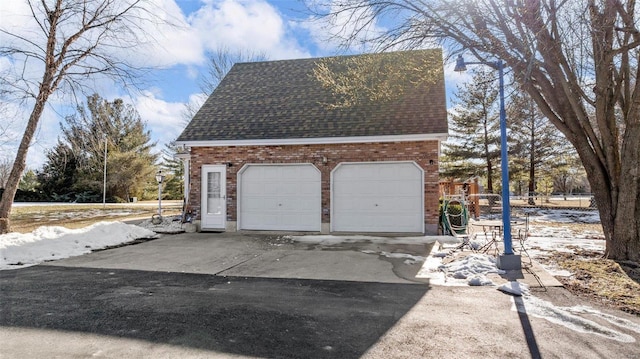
0 0 469 170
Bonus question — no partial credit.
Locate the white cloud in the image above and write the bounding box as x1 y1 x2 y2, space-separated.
134 91 189 149
0 0 204 73
187 92 209 113
133 0 205 67
189 0 310 60
0 1 40 44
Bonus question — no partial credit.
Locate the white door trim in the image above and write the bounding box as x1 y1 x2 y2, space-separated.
330 161 425 233
201 164 227 230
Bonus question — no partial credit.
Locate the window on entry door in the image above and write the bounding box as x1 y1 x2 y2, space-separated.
207 172 221 215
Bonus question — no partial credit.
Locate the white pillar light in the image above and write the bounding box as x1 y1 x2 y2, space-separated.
155 169 165 220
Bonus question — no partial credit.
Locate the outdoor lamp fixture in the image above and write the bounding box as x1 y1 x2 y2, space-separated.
154 169 165 223
454 54 521 270
102 135 107 209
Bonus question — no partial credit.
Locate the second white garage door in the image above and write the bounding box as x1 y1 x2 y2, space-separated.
332 162 424 233
238 164 321 231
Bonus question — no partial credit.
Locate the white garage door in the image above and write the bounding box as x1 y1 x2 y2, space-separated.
332 162 424 233
239 164 321 231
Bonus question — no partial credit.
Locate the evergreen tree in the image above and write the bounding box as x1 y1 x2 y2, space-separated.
442 69 500 193
160 141 184 200
37 142 78 201
507 90 565 204
19 170 38 192
41 94 158 202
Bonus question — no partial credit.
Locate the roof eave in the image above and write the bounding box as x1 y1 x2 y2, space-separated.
175 133 448 148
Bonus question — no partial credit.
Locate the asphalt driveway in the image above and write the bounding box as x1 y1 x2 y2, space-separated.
0 232 434 358
0 265 428 358
2 232 640 359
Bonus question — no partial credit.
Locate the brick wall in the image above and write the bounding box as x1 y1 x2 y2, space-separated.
187 141 441 229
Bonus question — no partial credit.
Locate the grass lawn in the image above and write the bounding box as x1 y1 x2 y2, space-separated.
9 201 182 233
536 244 640 316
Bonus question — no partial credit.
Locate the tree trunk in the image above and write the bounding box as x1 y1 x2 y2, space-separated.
527 178 535 205
608 120 640 261
486 161 494 193
528 124 536 205
0 90 50 234
582 119 640 262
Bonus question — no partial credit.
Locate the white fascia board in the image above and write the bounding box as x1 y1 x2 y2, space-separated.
175 133 449 148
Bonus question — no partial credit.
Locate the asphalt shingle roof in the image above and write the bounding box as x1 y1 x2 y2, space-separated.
177 49 448 143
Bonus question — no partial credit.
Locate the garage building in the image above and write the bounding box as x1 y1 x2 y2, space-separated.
176 50 448 234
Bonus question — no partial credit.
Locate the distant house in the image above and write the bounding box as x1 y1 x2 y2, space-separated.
176 49 448 234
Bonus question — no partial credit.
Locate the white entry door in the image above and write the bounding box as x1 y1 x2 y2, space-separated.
201 165 226 230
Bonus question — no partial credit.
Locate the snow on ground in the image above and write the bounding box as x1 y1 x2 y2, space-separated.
416 228 606 281
418 211 640 342
520 208 602 224
360 250 426 265
293 209 639 342
290 235 444 246
0 222 156 270
517 295 639 343
136 216 187 234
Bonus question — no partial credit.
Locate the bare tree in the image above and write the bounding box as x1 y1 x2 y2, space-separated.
0 0 172 233
312 50 442 108
182 47 267 124
0 96 18 152
0 158 12 189
200 46 268 95
307 0 640 261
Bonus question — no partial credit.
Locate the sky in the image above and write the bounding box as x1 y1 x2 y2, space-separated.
2 208 640 343
0 0 469 171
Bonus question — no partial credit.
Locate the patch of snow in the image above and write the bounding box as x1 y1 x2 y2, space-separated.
527 209 601 224
498 281 530 296
440 253 505 278
541 266 573 277
567 306 640 334
359 250 425 265
416 253 503 286
467 275 494 286
0 222 156 270
515 295 635 343
526 234 605 253
136 216 186 234
380 251 425 264
290 235 442 245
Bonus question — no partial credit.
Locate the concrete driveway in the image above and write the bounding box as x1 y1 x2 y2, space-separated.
42 232 435 283
1 232 639 359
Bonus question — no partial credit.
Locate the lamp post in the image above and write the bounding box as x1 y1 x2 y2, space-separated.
155 169 165 221
454 54 521 270
102 135 107 209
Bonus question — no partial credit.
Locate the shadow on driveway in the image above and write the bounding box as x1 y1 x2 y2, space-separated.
0 265 430 358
